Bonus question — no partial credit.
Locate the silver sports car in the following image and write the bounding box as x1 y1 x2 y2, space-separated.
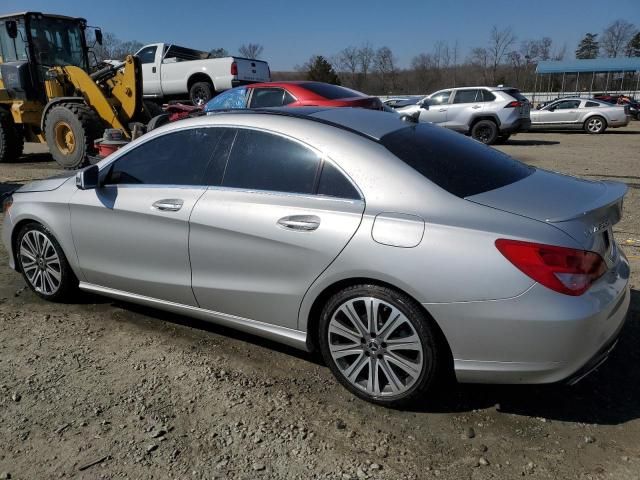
531 98 630 133
2 108 630 406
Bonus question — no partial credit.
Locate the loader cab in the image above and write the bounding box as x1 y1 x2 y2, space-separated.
0 12 91 102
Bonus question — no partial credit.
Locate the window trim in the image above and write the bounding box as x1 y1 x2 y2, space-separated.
247 87 299 108
451 89 480 104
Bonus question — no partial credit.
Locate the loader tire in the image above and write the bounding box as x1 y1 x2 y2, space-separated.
0 109 22 163
45 103 104 169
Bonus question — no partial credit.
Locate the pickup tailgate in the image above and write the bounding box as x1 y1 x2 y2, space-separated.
233 58 270 83
467 169 627 257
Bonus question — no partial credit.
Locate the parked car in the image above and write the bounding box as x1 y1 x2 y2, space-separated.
134 43 271 106
531 98 631 133
3 108 630 406
203 82 383 112
382 97 422 109
395 86 531 145
594 95 640 120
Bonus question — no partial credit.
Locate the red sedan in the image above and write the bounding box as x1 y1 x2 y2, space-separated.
203 81 383 112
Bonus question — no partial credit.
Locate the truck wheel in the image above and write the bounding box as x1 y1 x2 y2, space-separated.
189 82 213 106
471 120 498 145
45 103 104 169
0 109 22 163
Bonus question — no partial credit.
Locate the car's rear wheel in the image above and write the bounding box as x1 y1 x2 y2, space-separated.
189 82 214 106
584 116 607 134
16 223 78 302
471 120 498 145
319 284 442 407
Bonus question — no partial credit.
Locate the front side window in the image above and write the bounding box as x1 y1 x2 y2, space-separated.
429 90 451 105
452 89 479 104
0 21 28 62
223 129 321 194
105 128 225 186
249 88 287 108
553 100 580 110
137 46 157 64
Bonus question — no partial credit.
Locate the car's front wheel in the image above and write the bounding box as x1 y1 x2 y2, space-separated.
319 284 443 407
16 223 78 302
584 116 607 134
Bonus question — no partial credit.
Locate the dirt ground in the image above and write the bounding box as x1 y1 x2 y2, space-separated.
0 124 639 480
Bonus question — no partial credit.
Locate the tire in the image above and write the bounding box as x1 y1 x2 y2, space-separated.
494 133 511 144
147 113 171 131
189 81 213 106
318 284 443 407
45 103 104 169
15 222 78 302
471 119 499 145
0 109 21 163
143 100 164 119
584 115 607 134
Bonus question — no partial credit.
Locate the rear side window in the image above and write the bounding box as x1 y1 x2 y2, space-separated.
585 101 600 108
502 89 529 103
223 130 321 194
302 82 366 99
380 124 532 198
105 127 225 186
452 89 479 104
249 88 287 108
479 90 496 102
317 161 360 200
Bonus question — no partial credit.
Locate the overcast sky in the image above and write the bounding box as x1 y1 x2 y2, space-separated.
6 0 639 70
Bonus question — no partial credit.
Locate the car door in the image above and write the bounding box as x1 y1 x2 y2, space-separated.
418 90 451 124
189 128 365 329
248 87 297 108
534 100 580 125
69 127 226 305
137 44 162 97
445 89 481 130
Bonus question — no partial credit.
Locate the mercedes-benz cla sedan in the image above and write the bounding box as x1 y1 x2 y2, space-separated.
2 108 630 407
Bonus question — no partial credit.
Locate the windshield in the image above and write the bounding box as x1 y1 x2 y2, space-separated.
380 124 532 198
29 16 86 68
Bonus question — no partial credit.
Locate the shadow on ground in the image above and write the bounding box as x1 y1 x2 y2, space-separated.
503 139 560 146
109 287 640 426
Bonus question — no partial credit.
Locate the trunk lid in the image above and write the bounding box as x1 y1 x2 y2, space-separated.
467 169 627 255
232 57 270 83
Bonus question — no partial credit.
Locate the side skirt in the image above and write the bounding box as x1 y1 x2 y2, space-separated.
79 282 309 351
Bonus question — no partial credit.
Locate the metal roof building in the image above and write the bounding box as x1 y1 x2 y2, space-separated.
536 58 640 74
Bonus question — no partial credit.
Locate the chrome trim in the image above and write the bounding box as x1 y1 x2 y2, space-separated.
78 282 309 351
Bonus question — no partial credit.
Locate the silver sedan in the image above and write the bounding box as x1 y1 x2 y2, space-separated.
531 98 630 133
2 108 630 406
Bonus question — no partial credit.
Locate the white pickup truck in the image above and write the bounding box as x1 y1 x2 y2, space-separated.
135 43 271 106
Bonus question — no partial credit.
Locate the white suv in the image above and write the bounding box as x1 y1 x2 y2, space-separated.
396 87 531 145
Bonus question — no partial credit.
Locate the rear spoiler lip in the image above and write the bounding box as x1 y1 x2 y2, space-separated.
545 180 628 223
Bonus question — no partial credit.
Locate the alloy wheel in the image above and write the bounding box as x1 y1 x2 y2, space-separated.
327 297 424 397
19 230 62 295
587 118 603 133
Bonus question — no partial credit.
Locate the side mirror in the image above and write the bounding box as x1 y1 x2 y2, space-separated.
95 28 103 46
76 164 99 190
535 104 542 110
5 20 17 39
420 100 430 110
548 106 556 112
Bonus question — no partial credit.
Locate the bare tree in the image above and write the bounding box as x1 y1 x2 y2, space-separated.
238 43 264 59
468 47 490 84
357 42 375 85
336 46 360 87
411 53 437 91
488 26 516 83
537 37 553 60
601 19 637 57
374 46 397 93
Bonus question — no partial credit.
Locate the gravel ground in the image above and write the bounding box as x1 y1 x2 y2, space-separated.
0 124 639 480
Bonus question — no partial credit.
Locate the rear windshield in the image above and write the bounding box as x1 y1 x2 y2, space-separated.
380 124 533 198
303 82 366 99
502 88 530 103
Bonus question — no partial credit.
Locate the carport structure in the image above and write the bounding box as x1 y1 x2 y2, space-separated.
533 58 640 103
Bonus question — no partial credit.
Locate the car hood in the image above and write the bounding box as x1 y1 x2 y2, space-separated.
467 169 627 246
16 172 74 193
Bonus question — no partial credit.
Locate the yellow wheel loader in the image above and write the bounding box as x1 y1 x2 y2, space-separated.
0 12 157 168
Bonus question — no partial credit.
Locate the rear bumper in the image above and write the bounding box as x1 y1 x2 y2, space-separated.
501 118 531 134
609 115 631 127
426 250 630 385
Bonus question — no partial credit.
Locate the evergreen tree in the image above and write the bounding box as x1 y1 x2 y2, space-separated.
305 55 341 85
575 33 600 59
626 32 640 57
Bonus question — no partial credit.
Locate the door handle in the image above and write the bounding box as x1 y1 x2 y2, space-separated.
438 108 447 112
277 215 320 231
472 105 482 109
152 199 183 212
152 66 157 73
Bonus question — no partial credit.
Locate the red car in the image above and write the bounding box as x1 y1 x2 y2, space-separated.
204 81 383 112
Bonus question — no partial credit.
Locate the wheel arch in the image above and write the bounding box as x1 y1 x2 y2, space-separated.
187 72 215 92
469 114 501 131
302 276 454 373
40 97 84 131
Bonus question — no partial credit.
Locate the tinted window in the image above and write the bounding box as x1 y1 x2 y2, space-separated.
302 82 366 100
453 89 479 104
479 90 496 102
555 100 580 109
502 89 529 102
137 46 157 64
380 124 532 198
429 91 451 105
223 130 321 194
317 161 360 199
585 101 600 108
283 90 296 105
204 87 248 111
249 88 287 108
105 128 224 186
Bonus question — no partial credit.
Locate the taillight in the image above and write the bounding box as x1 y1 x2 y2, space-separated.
504 101 522 108
495 239 606 296
230 62 238 76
